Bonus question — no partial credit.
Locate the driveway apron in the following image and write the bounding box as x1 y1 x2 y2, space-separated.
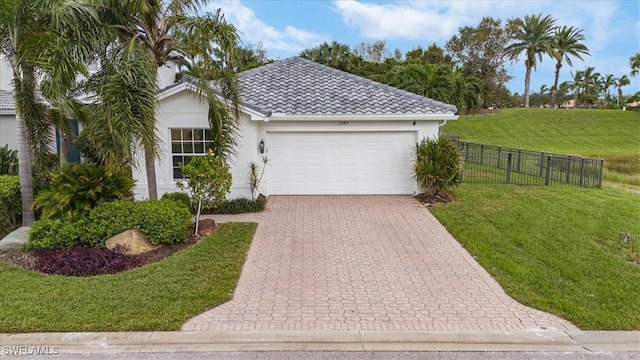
182 196 576 332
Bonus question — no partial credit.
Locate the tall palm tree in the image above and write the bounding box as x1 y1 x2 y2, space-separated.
557 81 572 105
507 14 556 108
0 0 101 225
91 1 241 199
601 74 616 104
549 26 589 107
616 75 630 107
630 53 640 76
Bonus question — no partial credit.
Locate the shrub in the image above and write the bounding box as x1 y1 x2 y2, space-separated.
0 145 18 175
33 164 134 219
413 135 463 196
248 156 269 200
89 200 191 246
26 216 94 250
177 150 232 234
161 192 191 210
204 196 266 214
34 246 144 277
0 175 21 235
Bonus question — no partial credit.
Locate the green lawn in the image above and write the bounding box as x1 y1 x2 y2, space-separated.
445 108 640 156
0 222 256 332
444 108 640 185
431 184 640 330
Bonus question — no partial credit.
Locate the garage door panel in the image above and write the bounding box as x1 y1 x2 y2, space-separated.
268 131 416 195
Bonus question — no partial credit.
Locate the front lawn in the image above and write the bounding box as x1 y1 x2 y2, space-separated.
431 184 640 330
0 222 256 332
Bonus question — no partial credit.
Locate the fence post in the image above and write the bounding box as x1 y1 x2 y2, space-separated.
545 155 552 186
517 149 522 172
539 152 545 177
480 144 484 165
465 142 469 161
498 146 502 168
566 156 572 184
579 157 585 187
597 159 604 188
506 152 513 184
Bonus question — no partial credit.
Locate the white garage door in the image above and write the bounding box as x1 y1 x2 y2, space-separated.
268 131 416 195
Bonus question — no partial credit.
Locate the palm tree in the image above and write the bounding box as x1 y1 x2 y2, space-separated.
549 26 589 107
449 67 482 114
0 0 101 225
507 14 556 107
90 1 241 199
538 84 549 107
557 81 572 105
577 66 600 108
300 41 356 72
630 53 640 76
601 74 616 105
392 63 452 103
616 75 630 107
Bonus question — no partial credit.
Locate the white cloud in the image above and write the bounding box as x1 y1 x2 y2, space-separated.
206 0 328 55
332 0 622 50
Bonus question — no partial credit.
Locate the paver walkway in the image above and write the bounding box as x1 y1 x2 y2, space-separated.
182 196 576 332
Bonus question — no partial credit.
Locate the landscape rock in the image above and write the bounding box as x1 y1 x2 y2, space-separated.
105 230 162 256
0 227 30 251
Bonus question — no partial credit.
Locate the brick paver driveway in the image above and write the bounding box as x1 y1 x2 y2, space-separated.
182 196 576 332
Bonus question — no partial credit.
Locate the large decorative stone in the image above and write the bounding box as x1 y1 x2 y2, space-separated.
105 230 162 255
0 227 30 251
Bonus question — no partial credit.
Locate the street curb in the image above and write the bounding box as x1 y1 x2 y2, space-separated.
1 330 638 354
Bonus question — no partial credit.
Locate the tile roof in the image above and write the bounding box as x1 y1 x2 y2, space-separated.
0 89 14 112
238 57 457 116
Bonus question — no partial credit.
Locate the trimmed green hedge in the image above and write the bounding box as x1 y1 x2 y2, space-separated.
27 200 192 250
26 216 91 250
0 175 21 235
88 200 191 246
160 192 191 210
202 197 266 214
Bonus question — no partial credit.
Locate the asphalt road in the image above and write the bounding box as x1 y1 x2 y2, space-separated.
4 352 639 360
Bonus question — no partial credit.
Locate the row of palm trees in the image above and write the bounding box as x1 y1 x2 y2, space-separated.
531 69 631 108
0 0 242 225
507 14 591 108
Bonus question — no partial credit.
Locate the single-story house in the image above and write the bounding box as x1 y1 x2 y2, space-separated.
136 57 458 199
0 57 459 198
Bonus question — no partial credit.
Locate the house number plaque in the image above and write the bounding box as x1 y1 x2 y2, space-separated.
338 121 349 125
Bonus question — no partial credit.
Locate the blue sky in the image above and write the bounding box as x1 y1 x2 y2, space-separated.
205 0 640 95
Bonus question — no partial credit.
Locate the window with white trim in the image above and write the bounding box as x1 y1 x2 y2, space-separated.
170 128 214 179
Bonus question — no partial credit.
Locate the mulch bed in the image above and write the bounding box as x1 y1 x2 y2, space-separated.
415 192 456 208
0 219 217 273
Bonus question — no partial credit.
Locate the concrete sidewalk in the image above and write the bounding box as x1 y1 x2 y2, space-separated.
1 330 638 354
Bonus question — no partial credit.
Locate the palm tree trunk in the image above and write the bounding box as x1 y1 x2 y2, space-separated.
144 145 158 200
524 66 532 108
551 61 561 108
16 113 35 226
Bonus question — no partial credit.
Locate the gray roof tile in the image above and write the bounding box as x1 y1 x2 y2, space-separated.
0 89 14 112
238 57 457 116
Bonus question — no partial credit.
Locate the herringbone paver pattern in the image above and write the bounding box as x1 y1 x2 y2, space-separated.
182 196 576 332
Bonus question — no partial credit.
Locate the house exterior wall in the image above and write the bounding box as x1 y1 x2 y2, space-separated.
133 91 261 200
0 114 17 149
0 57 11 91
135 89 445 200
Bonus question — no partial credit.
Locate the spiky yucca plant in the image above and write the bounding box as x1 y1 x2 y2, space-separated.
413 135 463 197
